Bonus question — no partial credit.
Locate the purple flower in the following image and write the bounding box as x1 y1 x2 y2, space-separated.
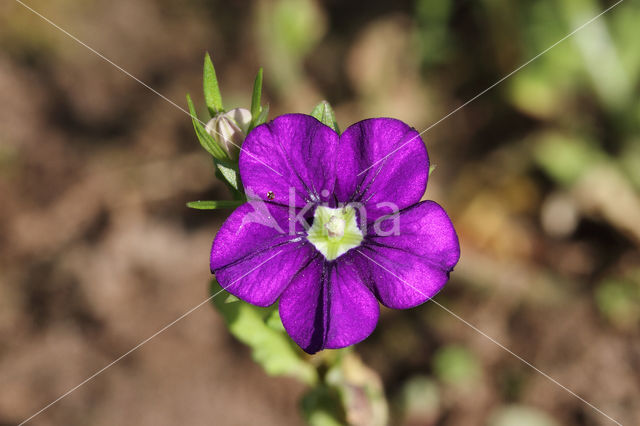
210 114 460 354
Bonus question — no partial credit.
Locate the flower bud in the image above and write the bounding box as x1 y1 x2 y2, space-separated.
205 108 252 159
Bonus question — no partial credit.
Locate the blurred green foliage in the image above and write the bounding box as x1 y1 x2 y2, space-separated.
256 0 326 94
532 132 605 186
595 274 640 330
398 376 440 423
432 345 481 386
210 280 318 385
488 405 560 426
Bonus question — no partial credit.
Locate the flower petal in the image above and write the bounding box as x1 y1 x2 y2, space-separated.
210 201 313 307
239 114 339 207
279 257 379 354
335 118 429 221
353 201 460 309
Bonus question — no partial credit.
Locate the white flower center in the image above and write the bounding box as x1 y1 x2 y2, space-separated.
306 205 363 260
325 215 345 239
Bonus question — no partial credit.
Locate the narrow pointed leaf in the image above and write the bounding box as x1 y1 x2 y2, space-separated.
203 53 224 116
252 103 270 128
250 68 264 121
311 100 340 134
186 200 244 210
186 94 228 160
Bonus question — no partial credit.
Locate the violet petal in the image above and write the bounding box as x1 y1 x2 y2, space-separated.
279 256 379 353
336 118 429 221
353 201 460 309
210 202 313 307
239 114 339 207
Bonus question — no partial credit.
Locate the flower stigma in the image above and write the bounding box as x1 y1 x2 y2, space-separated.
306 205 363 260
325 215 345 239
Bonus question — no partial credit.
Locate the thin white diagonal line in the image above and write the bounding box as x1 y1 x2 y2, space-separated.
18 250 284 426
355 249 622 426
357 0 625 177
12 0 283 178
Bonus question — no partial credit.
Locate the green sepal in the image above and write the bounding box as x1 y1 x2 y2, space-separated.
186 200 244 210
265 309 286 332
203 53 224 116
213 157 244 196
224 293 240 303
186 94 228 160
252 103 270 129
311 100 340 134
249 68 264 131
429 164 437 176
210 280 318 385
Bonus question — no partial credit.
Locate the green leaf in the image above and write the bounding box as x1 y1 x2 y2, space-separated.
210 280 318 385
311 101 340 134
253 103 270 128
429 164 437 176
214 158 243 194
186 200 244 210
186 94 228 160
203 53 224 116
250 68 264 124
